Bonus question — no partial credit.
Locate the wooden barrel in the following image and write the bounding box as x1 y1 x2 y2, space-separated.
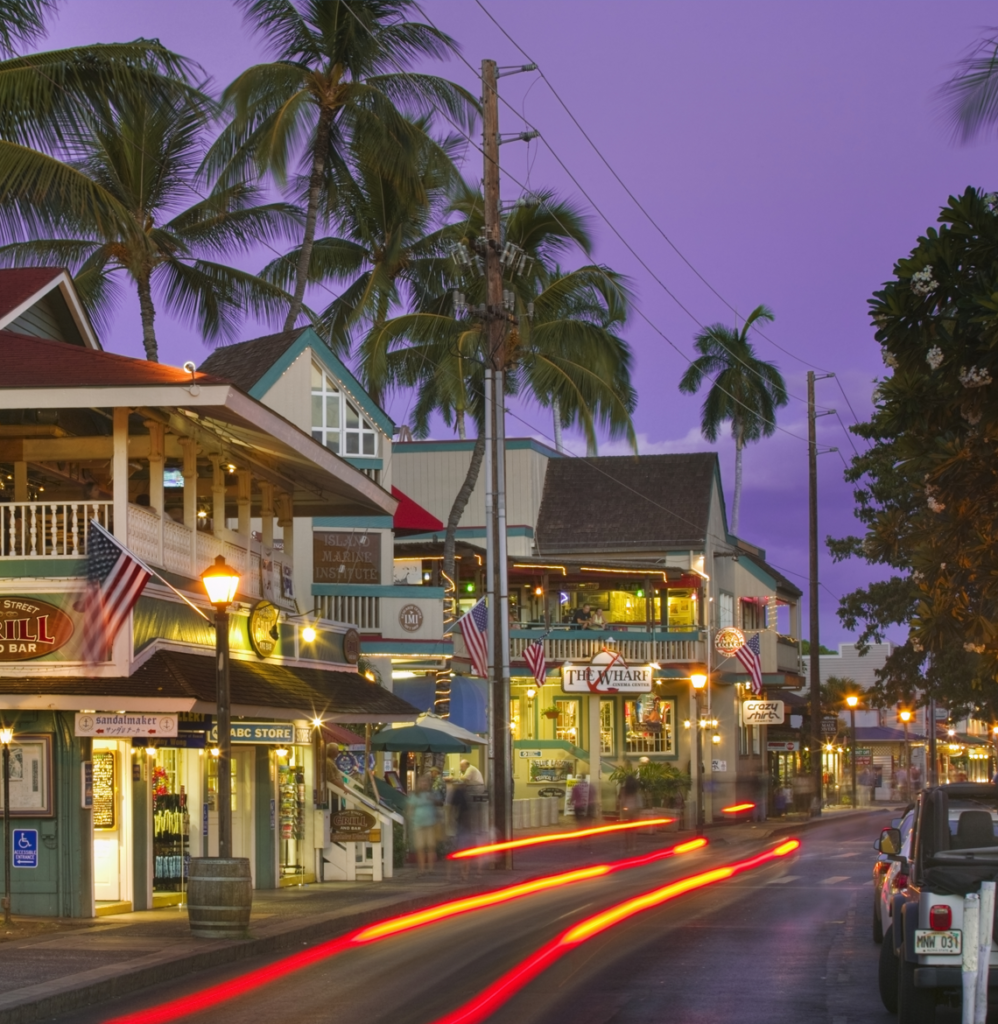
187 857 253 939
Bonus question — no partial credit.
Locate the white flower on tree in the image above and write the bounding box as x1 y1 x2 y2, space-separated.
926 346 944 370
911 266 939 296
959 365 992 388
964 642 986 654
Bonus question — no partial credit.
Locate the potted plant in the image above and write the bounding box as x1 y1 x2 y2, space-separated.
541 705 560 719
610 760 691 830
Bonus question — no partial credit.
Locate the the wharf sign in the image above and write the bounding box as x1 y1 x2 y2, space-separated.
562 651 652 693
313 531 381 584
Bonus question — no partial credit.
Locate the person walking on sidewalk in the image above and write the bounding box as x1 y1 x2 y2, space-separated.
407 775 439 875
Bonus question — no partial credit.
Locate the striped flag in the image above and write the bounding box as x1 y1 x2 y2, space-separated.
78 520 152 664
523 637 547 687
735 632 764 695
456 598 489 678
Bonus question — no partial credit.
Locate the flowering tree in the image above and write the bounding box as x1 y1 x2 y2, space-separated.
830 187 998 714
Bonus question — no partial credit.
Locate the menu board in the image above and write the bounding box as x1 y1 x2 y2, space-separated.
0 734 53 816
92 750 116 829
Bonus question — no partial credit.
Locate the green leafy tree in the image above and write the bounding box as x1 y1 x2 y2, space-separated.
830 187 998 717
0 0 51 56
361 190 637 587
0 89 301 360
678 305 787 534
210 0 477 333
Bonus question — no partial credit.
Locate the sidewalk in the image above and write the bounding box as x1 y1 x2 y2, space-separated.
0 813 837 1024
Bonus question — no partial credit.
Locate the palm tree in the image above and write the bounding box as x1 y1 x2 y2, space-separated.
259 121 462 359
941 32 998 140
0 0 50 57
209 0 477 334
678 305 787 534
0 89 301 360
361 191 637 586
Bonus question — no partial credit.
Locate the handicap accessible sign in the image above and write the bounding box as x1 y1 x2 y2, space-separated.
12 829 37 868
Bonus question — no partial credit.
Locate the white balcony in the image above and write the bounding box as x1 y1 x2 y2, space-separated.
0 500 111 557
508 630 704 666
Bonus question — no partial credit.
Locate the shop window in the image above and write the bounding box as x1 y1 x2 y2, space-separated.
152 749 190 893
510 698 521 741
740 597 766 630
207 752 236 811
277 746 307 878
600 699 615 755
311 364 378 458
719 592 734 629
606 592 660 625
625 697 676 755
666 590 697 631
555 699 579 744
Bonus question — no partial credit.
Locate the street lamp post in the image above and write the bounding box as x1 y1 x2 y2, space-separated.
691 672 707 836
1 725 11 925
201 555 239 860
899 709 912 793
846 695 859 810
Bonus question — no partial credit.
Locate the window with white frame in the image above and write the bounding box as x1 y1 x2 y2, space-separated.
311 364 378 457
719 592 734 629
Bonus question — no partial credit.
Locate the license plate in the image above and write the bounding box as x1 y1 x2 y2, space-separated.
915 929 962 955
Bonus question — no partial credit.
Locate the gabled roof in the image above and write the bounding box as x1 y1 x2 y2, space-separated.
0 330 224 387
0 267 100 349
199 326 394 436
536 453 720 554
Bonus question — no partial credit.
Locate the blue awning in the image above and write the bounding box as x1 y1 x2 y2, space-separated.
392 678 437 715
450 676 488 734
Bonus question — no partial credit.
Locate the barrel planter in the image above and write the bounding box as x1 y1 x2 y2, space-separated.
187 857 253 939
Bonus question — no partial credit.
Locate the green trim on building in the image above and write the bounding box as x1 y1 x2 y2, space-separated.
394 437 561 457
360 640 453 655
401 525 534 542
342 458 383 470
312 516 393 529
312 584 444 598
0 558 85 578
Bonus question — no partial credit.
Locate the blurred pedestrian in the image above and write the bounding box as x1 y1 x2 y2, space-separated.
407 774 439 875
619 769 641 851
572 777 591 824
446 783 477 881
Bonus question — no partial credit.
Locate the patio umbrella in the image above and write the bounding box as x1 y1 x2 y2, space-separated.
370 723 470 754
409 713 487 746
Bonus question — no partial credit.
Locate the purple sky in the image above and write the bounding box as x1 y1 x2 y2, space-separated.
43 2 998 647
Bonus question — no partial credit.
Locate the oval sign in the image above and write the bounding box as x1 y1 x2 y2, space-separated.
342 628 361 665
714 626 746 657
248 600 279 659
0 597 74 661
398 603 424 633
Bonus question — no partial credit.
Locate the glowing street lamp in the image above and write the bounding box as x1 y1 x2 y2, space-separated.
690 672 707 836
200 555 239 859
899 708 913 789
845 695 860 809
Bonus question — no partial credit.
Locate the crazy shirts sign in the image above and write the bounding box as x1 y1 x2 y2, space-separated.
740 700 785 726
75 714 178 738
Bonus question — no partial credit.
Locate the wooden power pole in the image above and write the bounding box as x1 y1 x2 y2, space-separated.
808 371 822 815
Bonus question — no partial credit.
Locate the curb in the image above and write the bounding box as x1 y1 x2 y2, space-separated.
0 883 490 1024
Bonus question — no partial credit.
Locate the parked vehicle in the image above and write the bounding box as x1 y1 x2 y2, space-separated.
880 783 998 1023
874 808 914 944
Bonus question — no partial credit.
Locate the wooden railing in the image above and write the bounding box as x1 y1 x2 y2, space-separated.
0 501 112 557
509 631 704 665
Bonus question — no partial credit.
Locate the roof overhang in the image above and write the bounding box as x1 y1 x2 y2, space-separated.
0 269 100 349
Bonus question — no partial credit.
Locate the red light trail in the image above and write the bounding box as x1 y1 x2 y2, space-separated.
448 817 675 859
103 837 707 1024
720 802 756 814
431 839 801 1024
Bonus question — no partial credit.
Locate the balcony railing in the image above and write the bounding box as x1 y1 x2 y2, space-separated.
0 500 112 557
509 630 704 665
314 593 381 631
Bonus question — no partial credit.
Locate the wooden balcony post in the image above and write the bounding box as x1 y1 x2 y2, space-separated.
259 482 275 547
236 470 252 539
112 408 130 543
144 419 165 565
12 462 26 502
180 437 198 573
209 455 227 535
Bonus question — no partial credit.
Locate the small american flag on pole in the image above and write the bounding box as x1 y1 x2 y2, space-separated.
456 598 489 679
735 632 764 695
78 520 152 664
523 637 547 687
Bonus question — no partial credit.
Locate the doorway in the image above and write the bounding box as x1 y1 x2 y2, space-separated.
92 740 131 908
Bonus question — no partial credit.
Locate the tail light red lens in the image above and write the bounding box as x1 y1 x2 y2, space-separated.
892 873 908 892
929 905 953 930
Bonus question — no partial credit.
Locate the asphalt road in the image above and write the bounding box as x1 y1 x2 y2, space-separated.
58 812 910 1024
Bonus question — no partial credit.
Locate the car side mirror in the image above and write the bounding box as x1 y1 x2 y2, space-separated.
878 827 902 856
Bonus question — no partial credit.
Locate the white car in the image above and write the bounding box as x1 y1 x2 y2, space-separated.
874 809 914 944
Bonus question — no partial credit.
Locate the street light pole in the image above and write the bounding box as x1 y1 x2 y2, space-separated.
846 695 858 809
900 709 912 793
691 673 707 836
201 555 240 861
1 725 12 925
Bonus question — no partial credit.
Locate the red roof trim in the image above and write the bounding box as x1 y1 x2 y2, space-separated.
391 485 444 535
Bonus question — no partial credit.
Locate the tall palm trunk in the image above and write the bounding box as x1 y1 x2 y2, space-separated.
443 432 485 611
552 396 564 453
731 435 744 535
455 408 466 440
136 272 158 362
284 104 334 331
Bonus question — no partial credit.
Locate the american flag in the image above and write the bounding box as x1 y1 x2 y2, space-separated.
456 598 489 678
79 520 152 664
523 637 547 687
735 632 764 695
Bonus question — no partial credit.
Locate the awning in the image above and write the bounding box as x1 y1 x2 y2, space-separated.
391 485 444 536
372 723 470 753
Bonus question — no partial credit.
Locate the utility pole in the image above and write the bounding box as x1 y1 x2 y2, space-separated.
807 371 837 816
482 57 511 868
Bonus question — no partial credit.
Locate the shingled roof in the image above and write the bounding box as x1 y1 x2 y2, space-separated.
535 453 721 554
197 329 308 394
0 650 420 722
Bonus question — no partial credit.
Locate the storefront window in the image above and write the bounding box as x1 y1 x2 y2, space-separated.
152 749 190 893
510 698 521 741
555 700 579 744
666 591 697 631
206 752 236 811
605 592 661 625
600 700 614 755
625 697 676 755
277 746 307 878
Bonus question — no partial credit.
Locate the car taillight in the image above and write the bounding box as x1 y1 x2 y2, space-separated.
930 905 952 930
892 873 908 892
